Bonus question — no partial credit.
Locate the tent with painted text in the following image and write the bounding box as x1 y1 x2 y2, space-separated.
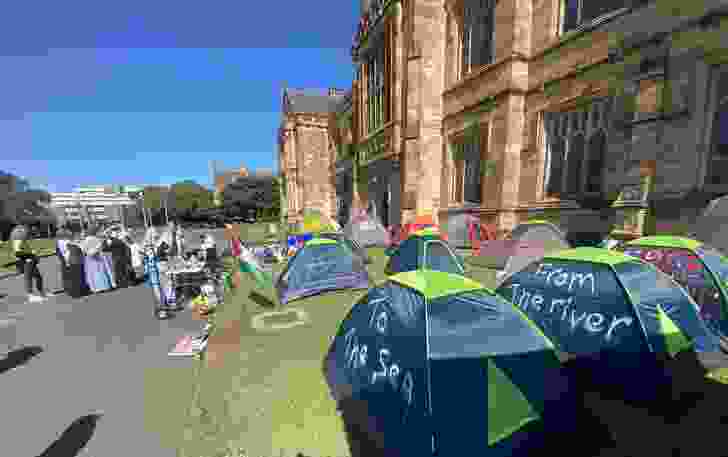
324 270 603 457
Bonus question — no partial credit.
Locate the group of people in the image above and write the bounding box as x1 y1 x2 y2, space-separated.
9 223 140 302
55 225 139 299
11 219 225 326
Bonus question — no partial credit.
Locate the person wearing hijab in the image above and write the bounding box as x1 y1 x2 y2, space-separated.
103 232 133 288
200 234 219 270
156 230 172 262
143 227 169 319
120 232 138 284
166 221 178 258
65 236 90 298
82 228 115 293
55 229 72 295
11 224 47 302
174 222 184 257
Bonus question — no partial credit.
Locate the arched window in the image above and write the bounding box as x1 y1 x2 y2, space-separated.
708 68 728 189
561 0 632 34
460 0 496 77
545 137 565 197
565 133 585 195
542 98 612 199
586 130 607 193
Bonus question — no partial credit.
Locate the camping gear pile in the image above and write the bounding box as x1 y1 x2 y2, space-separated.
164 230 226 357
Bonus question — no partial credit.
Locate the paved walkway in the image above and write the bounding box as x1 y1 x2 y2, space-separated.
0 254 205 456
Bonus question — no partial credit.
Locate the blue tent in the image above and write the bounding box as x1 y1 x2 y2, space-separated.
496 248 723 410
324 271 589 457
276 238 370 304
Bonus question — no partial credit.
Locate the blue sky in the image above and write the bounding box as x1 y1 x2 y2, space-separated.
0 1 359 192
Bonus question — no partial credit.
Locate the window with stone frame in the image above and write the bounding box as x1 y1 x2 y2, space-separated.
451 126 487 205
707 67 728 190
460 0 496 78
560 0 631 34
542 98 612 199
367 44 386 134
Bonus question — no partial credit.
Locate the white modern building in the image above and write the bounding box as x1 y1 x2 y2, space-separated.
50 184 151 223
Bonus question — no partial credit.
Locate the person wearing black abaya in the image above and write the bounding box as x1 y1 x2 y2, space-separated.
65 242 90 298
103 235 133 289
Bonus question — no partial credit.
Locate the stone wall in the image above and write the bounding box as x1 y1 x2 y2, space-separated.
279 112 337 224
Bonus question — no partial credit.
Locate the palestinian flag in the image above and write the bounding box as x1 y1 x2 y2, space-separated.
238 245 280 307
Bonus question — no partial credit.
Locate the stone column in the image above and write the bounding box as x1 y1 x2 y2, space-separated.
414 0 447 224
496 94 526 237
400 0 419 225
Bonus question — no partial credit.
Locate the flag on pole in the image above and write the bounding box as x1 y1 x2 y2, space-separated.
238 244 279 306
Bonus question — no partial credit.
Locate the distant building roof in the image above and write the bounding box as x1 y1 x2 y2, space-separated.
283 87 346 115
333 90 353 115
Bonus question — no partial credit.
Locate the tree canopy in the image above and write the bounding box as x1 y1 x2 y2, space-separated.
222 175 276 209
170 180 214 212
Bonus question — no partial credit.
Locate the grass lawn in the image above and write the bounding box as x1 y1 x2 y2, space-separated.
0 238 58 273
161 247 495 457
236 223 280 245
148 241 728 457
168 248 390 457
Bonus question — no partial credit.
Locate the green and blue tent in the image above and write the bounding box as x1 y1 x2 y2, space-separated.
496 247 722 406
384 228 466 277
324 270 584 456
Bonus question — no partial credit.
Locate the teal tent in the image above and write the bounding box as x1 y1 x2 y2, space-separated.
276 238 371 304
324 271 594 457
495 247 724 417
384 228 465 277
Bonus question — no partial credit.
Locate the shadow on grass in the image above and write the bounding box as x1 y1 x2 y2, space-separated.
36 413 102 457
249 291 277 309
0 345 43 375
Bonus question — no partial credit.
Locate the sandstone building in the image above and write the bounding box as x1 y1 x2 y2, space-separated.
279 87 346 224
335 0 728 239
329 90 357 227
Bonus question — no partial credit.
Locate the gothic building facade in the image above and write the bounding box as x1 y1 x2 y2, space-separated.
297 1 728 240
278 87 345 225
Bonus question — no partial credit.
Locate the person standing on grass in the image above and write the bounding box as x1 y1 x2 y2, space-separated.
10 224 47 302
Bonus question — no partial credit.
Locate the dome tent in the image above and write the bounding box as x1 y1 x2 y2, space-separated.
443 211 480 249
324 271 599 457
467 221 570 286
343 206 390 248
275 237 371 304
691 195 728 256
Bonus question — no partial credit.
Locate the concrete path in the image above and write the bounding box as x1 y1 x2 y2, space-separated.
0 254 206 456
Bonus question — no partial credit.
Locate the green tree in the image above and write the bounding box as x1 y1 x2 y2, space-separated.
267 177 281 218
142 186 165 210
170 180 214 213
